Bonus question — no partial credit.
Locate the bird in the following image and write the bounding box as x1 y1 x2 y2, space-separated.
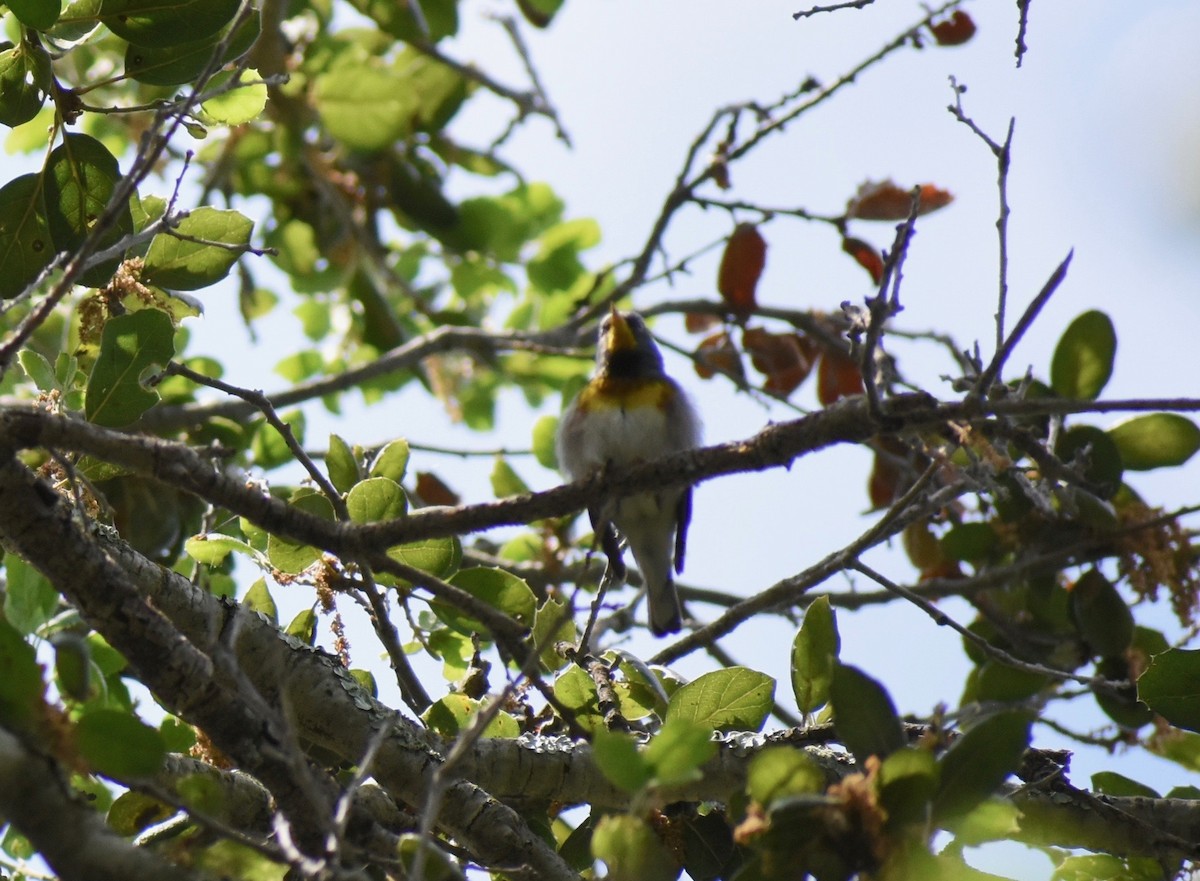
556 306 702 636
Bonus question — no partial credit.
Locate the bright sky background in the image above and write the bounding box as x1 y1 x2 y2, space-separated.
170 1 1200 877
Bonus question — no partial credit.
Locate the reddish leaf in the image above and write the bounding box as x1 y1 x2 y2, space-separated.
842 237 885 284
816 348 864 405
415 471 460 506
694 331 744 381
930 10 977 46
743 327 817 396
915 183 954 214
717 223 766 313
869 449 903 511
846 179 954 221
685 312 721 334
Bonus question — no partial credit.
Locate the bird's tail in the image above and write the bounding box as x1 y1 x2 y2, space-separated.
622 516 683 636
615 490 687 636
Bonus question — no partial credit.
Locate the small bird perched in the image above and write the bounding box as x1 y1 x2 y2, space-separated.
556 306 702 636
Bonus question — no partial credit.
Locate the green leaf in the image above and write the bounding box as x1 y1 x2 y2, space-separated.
142 207 253 291
1090 771 1159 798
552 664 603 733
286 609 317 645
940 522 998 563
18 349 56 390
76 709 166 778
0 39 53 127
251 410 305 469
124 10 260 86
100 0 241 48
326 434 360 494
592 728 653 793
491 455 531 498
2 555 59 635
242 578 277 622
1051 854 1165 881
8 0 62 29
349 0 458 42
666 666 774 733
442 567 537 629
644 717 717 786
369 439 410 482
1069 569 1134 659
184 534 257 566
0 173 54 299
422 693 519 739
944 799 1021 847
53 633 92 701
199 68 267 126
314 64 417 152
85 310 175 427
591 814 678 881
349 669 378 697
932 711 1031 821
517 0 565 28
1108 413 1200 471
0 618 45 726
106 790 173 836
397 834 466 881
346 477 407 523
532 596 575 671
531 414 559 470
1138 648 1200 732
394 48 470 133
746 746 825 806
1051 309 1116 399
266 490 334 574
791 596 840 715
878 747 939 827
973 661 1050 703
43 133 133 287
388 536 461 580
830 663 905 763
1056 424 1123 499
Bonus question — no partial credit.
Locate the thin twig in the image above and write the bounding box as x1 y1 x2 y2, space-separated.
793 0 877 19
848 560 1119 690
972 250 1073 399
948 80 1015 359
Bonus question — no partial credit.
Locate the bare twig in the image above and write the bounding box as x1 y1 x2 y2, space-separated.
793 0 877 19
948 80 1016 359
972 250 1073 399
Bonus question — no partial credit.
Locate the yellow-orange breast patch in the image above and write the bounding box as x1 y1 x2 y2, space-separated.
575 376 674 412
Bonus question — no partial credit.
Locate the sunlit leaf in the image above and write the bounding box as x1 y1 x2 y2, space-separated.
1108 413 1200 471
1051 310 1116 400
85 309 175 427
142 207 253 290
791 596 840 715
43 133 133 287
0 39 53 126
667 666 774 732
